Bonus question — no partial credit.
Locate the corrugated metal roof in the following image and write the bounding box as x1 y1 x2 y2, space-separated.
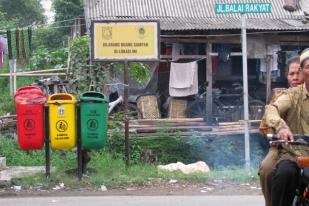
84 0 309 31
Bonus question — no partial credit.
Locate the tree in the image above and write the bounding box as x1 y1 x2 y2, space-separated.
33 0 84 50
0 0 45 27
53 0 84 24
32 0 84 50
0 9 18 29
53 0 84 33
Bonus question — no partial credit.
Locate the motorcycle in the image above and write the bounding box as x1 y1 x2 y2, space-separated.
268 134 309 206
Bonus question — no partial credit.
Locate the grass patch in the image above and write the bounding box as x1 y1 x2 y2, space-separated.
158 167 258 183
0 135 259 190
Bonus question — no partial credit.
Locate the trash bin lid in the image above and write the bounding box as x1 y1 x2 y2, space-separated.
14 86 46 104
47 93 77 104
15 86 44 96
80 91 109 103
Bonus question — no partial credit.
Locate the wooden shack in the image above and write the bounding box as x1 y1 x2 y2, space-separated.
81 0 309 135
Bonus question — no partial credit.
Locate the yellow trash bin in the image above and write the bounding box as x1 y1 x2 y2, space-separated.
47 93 77 150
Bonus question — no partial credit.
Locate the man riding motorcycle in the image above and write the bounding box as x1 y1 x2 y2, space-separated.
262 48 309 206
259 56 304 206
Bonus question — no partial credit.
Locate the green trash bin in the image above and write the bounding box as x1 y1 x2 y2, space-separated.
80 92 109 149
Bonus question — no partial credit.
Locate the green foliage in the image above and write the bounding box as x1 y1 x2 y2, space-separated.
69 35 151 94
31 0 83 50
31 47 68 70
106 128 142 164
134 135 197 164
32 27 68 50
69 35 108 94
0 136 76 167
0 99 15 116
109 62 151 83
0 0 45 27
0 137 45 166
53 0 84 31
107 132 266 168
0 9 18 29
44 0 84 49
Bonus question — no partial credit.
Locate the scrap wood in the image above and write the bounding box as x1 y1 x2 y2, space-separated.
0 114 17 130
129 119 261 127
130 126 212 133
129 122 208 128
133 129 260 138
130 118 204 125
129 124 257 130
0 114 16 120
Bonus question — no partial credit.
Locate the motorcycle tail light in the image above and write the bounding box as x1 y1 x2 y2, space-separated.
297 156 309 167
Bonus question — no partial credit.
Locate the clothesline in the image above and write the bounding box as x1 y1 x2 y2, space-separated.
164 57 206 63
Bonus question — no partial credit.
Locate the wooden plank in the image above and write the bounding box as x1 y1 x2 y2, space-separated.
129 119 261 126
129 122 208 128
129 118 204 124
129 124 259 133
0 73 67 77
132 129 260 137
129 122 257 129
130 126 213 133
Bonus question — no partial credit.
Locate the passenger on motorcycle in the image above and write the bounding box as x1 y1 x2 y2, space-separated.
259 56 304 206
262 48 309 206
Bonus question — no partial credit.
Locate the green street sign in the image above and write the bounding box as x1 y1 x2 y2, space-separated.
215 3 272 14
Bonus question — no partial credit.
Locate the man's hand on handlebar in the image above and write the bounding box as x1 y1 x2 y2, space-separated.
277 127 294 142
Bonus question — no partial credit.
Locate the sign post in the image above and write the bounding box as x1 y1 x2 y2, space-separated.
241 14 250 169
91 20 160 167
215 2 272 169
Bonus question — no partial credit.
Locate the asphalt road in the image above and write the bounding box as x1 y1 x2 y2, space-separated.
0 195 264 206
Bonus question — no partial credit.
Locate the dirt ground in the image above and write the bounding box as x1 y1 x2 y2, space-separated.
0 179 262 197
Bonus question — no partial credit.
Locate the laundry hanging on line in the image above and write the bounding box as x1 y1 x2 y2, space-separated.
169 61 198 97
7 27 32 61
0 41 3 68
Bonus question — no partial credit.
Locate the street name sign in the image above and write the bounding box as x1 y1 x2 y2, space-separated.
215 3 272 14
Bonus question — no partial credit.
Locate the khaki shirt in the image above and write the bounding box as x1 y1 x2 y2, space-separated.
265 83 309 135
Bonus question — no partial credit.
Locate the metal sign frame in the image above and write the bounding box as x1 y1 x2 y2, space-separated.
215 3 272 14
91 20 160 62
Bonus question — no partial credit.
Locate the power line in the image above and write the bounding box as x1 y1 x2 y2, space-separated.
0 17 84 31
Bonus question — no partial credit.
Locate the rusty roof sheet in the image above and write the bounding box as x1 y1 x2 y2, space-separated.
84 0 309 31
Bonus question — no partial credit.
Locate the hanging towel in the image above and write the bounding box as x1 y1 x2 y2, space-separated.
169 61 198 97
170 62 196 88
7 29 17 60
23 27 31 59
15 28 20 59
247 36 266 58
0 41 3 68
7 30 12 59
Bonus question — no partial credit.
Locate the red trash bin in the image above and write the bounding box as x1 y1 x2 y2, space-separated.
14 86 47 150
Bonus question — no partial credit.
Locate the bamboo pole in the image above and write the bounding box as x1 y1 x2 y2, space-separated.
0 73 67 77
